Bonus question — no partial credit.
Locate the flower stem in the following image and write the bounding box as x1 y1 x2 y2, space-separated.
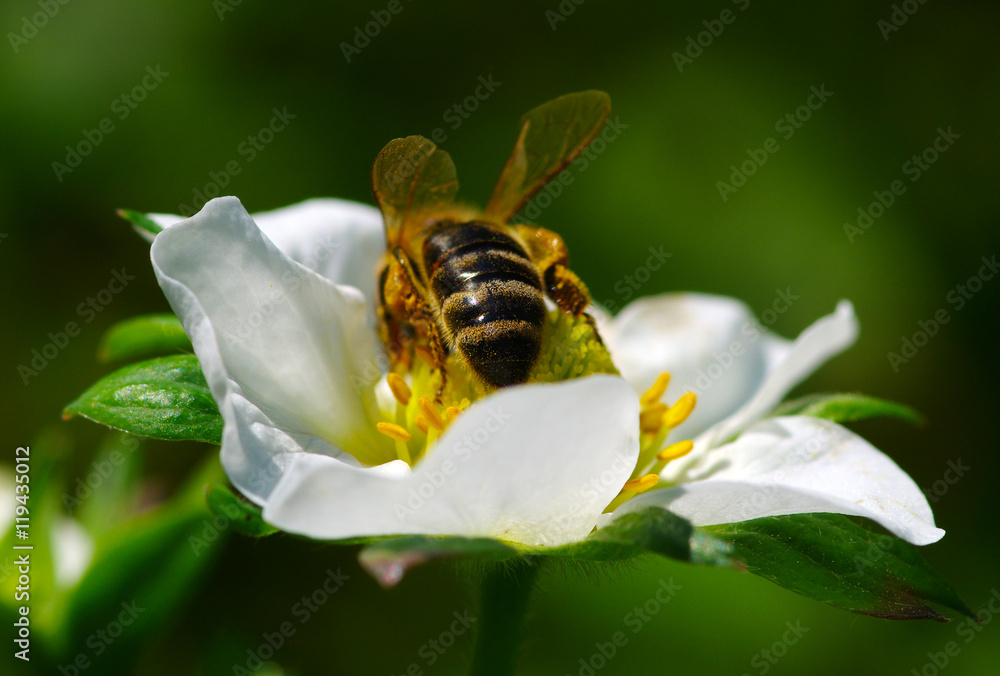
469 558 540 676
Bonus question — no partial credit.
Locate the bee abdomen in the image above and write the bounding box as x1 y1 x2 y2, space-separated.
424 223 546 388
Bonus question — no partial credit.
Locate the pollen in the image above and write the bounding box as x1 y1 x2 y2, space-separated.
387 373 411 405
664 392 697 428
376 422 411 442
640 372 671 407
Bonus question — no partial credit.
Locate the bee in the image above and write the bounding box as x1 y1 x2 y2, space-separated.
372 90 611 394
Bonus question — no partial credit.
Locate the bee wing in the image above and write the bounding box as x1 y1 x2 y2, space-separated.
484 91 611 222
371 135 459 245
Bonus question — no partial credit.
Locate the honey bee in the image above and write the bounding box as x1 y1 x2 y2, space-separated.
372 90 611 394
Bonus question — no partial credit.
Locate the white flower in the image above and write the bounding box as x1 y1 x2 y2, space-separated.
148 196 943 549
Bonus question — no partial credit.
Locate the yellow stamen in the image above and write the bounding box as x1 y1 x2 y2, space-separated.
657 439 694 463
376 422 411 442
417 397 445 431
377 422 412 465
640 372 671 407
622 474 660 494
639 403 668 434
445 406 462 421
386 373 411 406
414 414 429 435
664 392 697 428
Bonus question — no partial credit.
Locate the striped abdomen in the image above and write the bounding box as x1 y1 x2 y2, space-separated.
423 222 546 388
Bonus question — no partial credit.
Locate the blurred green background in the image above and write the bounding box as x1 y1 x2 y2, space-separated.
3 0 999 674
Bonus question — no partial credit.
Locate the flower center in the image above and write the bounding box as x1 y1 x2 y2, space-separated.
370 310 697 512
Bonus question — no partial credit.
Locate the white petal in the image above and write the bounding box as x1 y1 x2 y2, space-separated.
699 301 858 448
606 293 779 436
613 416 943 545
263 375 640 547
150 198 386 303
151 197 393 504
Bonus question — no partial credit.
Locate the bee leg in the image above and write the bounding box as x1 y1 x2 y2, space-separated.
383 248 449 401
514 225 593 317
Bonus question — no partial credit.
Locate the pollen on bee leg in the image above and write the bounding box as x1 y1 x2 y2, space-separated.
386 373 411 406
640 372 671 407
663 392 697 428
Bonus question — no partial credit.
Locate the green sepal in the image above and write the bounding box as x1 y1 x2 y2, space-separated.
706 513 976 621
356 508 733 587
117 208 164 237
205 483 278 538
64 354 222 444
772 392 923 426
98 313 191 363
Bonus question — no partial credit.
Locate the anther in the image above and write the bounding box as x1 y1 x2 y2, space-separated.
386 373 411 406
445 406 462 421
417 397 445 431
640 372 671 407
622 474 659 494
664 392 697 428
639 403 668 434
376 422 411 442
657 440 694 463
414 414 429 435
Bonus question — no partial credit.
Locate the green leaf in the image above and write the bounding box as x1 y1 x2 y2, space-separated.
98 313 191 363
117 208 163 236
542 507 734 566
64 355 222 444
706 514 975 621
359 536 518 588
205 484 278 538
772 392 923 425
